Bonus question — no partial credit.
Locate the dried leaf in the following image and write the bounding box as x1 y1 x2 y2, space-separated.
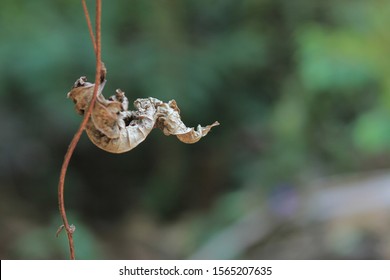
67 76 219 153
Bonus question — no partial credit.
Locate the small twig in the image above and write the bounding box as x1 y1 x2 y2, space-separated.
82 0 97 55
55 225 65 238
58 0 102 260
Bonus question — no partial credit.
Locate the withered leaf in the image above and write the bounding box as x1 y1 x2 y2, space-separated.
67 75 219 153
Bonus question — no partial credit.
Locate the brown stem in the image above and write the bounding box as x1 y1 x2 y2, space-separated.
82 0 97 55
58 0 102 260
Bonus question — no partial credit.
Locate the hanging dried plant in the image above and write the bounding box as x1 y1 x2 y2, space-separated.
67 69 219 153
59 1 219 260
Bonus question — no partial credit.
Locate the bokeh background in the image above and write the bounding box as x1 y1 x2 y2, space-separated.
1 0 390 259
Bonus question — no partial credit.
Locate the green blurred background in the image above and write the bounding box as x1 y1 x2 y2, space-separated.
1 0 390 259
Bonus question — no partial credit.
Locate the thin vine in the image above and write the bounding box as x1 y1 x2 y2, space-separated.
57 0 101 260
82 0 97 55
58 0 218 260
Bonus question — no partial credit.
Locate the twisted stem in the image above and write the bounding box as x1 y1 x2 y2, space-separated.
58 0 102 260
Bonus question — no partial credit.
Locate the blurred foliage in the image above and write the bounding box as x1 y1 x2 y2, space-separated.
1 0 390 259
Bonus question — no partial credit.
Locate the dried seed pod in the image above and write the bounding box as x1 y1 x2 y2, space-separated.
67 75 219 153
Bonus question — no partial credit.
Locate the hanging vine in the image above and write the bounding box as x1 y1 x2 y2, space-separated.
57 0 218 259
57 0 102 260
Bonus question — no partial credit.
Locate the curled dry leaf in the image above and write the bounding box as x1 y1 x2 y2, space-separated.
67 73 219 153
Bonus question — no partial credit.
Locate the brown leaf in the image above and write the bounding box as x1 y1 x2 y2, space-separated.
67 75 219 153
